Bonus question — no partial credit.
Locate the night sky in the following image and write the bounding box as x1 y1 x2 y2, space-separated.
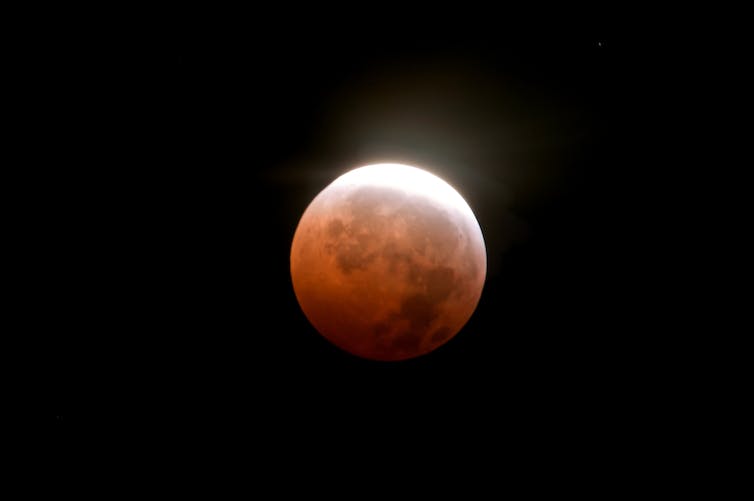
47 10 680 484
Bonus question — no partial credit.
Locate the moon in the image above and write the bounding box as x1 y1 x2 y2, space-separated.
290 163 486 361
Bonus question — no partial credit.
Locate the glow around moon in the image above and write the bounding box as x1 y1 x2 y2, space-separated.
290 163 486 361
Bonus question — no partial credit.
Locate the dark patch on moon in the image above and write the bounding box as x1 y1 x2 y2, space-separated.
381 242 415 274
405 264 457 301
373 322 390 338
399 293 439 330
391 330 423 353
335 244 377 273
430 327 453 345
395 264 458 345
327 219 345 239
423 266 456 302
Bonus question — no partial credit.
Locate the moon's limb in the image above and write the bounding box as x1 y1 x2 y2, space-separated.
291 164 486 361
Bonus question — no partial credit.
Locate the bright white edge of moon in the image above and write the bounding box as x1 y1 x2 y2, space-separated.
331 163 478 222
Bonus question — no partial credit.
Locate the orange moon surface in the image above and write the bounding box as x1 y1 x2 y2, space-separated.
290 163 486 361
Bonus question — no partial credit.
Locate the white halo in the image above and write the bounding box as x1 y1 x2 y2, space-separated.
330 163 476 220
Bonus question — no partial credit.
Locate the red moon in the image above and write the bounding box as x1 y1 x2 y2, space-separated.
290 163 486 361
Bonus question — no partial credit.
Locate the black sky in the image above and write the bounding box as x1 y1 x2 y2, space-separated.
43 10 684 483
